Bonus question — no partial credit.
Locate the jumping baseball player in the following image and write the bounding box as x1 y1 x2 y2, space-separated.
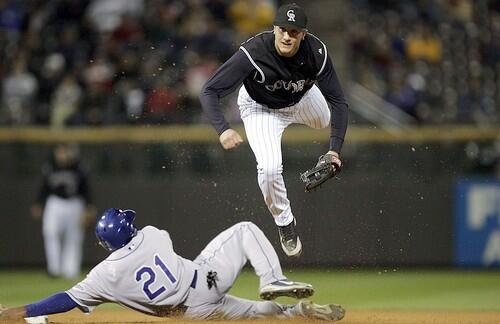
200 3 348 257
31 143 95 279
0 208 345 322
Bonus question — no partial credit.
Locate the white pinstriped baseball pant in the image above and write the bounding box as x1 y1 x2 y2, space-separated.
42 195 85 279
238 85 331 226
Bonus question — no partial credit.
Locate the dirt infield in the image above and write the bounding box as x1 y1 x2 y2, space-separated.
40 309 500 324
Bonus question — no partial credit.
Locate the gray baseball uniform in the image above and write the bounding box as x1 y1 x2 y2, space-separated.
66 222 301 319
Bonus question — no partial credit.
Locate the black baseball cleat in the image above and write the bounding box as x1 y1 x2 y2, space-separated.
278 219 302 257
259 280 314 300
297 300 345 321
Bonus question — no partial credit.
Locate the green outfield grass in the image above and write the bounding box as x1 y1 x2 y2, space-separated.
1 269 499 311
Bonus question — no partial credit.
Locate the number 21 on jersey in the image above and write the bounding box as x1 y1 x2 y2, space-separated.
135 254 177 300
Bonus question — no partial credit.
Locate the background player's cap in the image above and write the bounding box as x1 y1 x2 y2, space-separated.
273 3 308 31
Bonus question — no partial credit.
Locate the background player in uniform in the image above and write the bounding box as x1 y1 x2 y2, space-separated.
200 3 348 257
31 143 96 279
0 208 345 322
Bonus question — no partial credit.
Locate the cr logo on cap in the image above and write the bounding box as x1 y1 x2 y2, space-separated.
287 10 296 22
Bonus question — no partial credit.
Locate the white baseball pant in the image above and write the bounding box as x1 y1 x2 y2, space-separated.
238 85 331 226
42 195 85 279
184 222 300 319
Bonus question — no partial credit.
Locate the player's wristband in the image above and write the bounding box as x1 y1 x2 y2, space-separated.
25 292 77 317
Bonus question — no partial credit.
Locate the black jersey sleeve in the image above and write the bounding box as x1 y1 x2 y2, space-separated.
200 49 255 135
317 55 348 153
36 166 51 205
78 168 91 204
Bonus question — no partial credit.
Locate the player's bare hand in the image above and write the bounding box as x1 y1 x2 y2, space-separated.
80 205 97 228
326 150 342 170
219 129 243 150
30 204 43 220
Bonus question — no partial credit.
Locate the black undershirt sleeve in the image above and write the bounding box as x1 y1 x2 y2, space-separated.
37 167 50 205
316 56 349 153
200 49 255 135
78 169 91 204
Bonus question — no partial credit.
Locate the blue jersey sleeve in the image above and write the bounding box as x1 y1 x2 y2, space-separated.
25 292 77 317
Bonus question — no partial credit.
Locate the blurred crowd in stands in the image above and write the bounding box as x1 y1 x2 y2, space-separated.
0 0 275 126
348 0 499 124
0 0 498 127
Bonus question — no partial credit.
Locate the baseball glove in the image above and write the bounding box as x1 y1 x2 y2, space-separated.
300 153 341 192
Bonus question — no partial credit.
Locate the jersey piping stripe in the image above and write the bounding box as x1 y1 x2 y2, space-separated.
105 231 145 261
196 227 240 264
241 30 273 45
65 291 91 313
196 223 282 282
247 224 283 282
308 33 328 77
317 42 328 76
239 47 266 83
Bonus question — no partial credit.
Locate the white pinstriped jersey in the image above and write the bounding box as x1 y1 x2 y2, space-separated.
66 226 198 316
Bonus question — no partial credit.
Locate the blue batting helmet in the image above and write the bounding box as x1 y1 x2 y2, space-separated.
95 208 138 252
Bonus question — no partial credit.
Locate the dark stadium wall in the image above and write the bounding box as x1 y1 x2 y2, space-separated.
0 142 482 268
